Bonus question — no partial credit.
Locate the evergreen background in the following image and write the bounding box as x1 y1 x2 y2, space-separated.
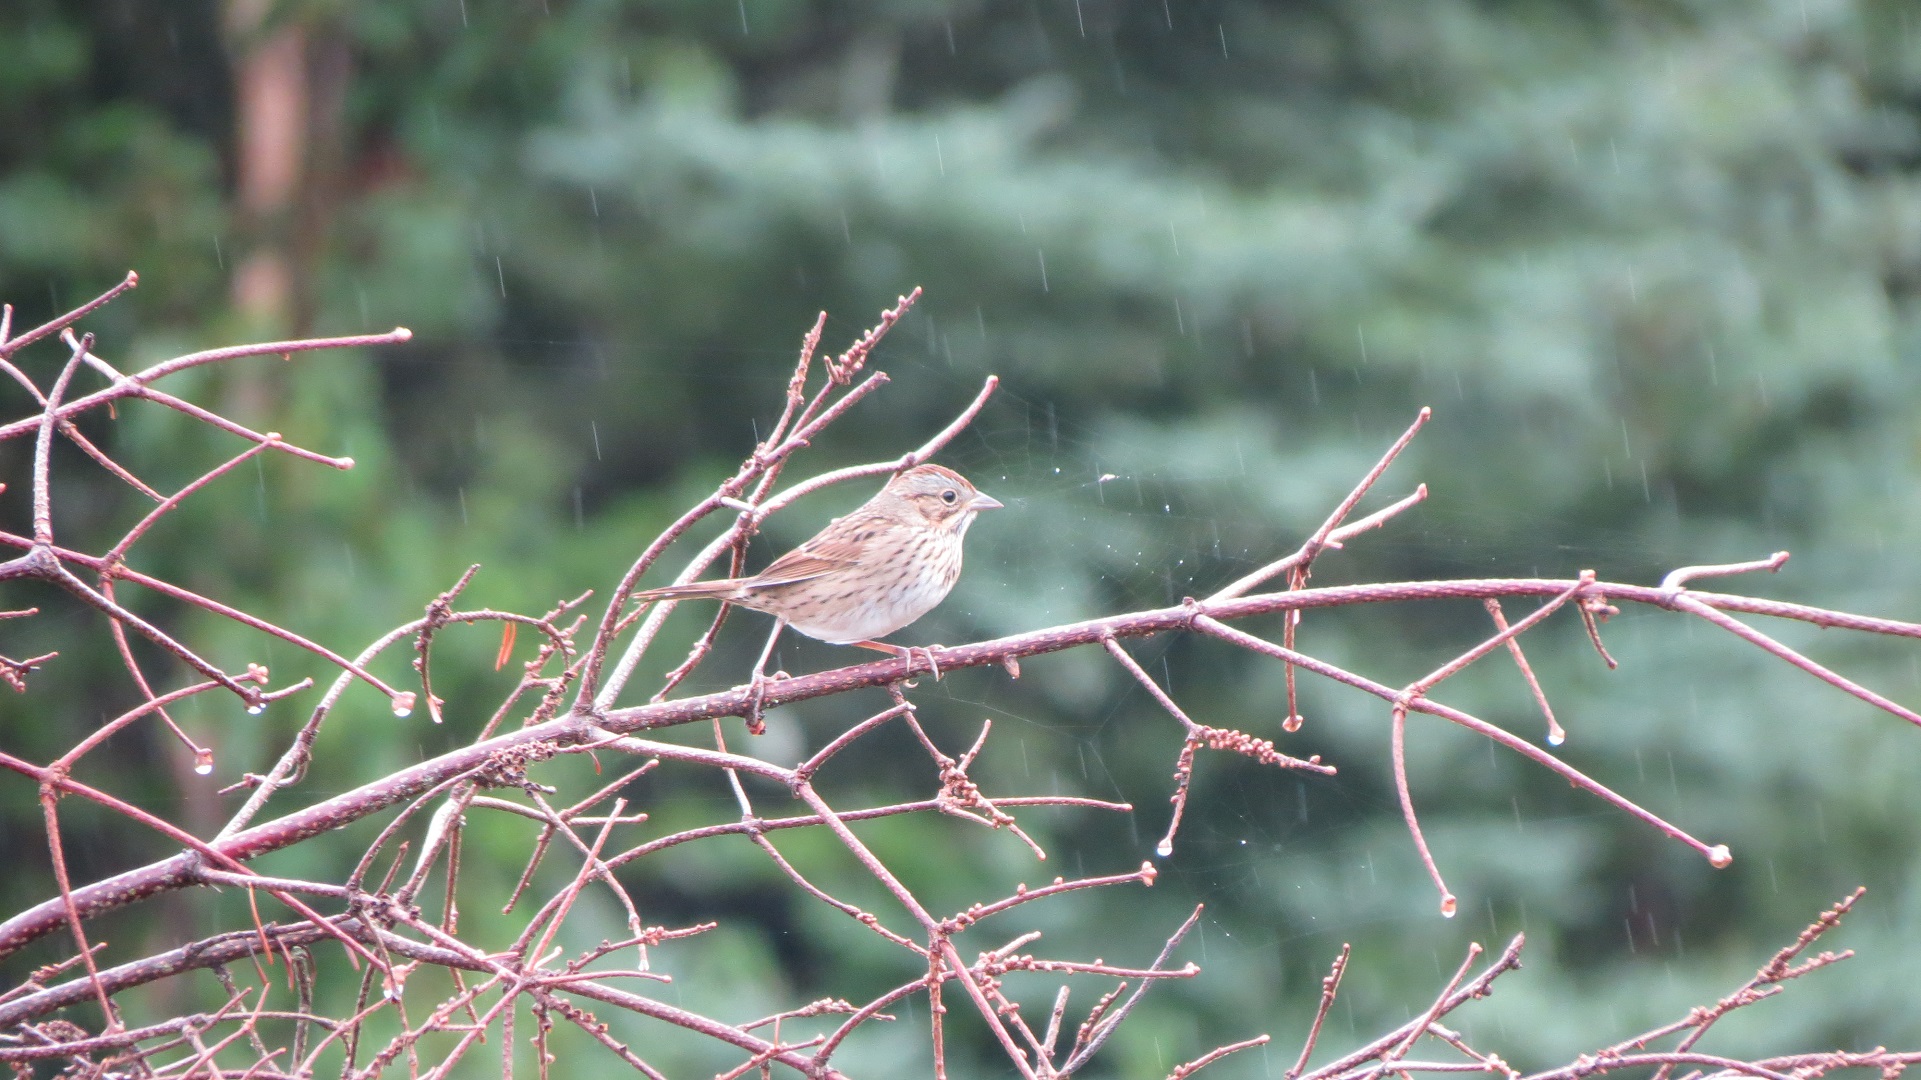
2 1 1919 1075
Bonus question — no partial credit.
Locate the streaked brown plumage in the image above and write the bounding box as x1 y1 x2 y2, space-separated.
633 464 1001 655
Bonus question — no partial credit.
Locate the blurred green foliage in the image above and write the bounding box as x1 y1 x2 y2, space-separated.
3 0 1921 1076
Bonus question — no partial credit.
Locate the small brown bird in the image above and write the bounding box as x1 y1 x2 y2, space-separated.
633 464 1002 660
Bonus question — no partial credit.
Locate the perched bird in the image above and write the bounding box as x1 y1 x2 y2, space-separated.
632 464 1002 662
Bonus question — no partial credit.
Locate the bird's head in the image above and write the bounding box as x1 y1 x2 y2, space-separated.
885 464 1002 532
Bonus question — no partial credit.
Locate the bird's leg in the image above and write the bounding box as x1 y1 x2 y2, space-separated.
852 640 944 682
743 619 789 734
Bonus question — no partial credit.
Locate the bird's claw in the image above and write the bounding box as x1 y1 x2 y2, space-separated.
909 645 944 682
742 670 790 735
851 639 945 684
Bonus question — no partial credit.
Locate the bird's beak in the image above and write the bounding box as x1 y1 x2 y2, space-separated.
970 491 1004 512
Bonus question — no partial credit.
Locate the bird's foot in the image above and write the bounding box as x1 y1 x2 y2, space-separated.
908 644 945 682
850 640 946 683
742 669 790 735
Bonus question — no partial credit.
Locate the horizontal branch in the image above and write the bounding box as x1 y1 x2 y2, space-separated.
3 574 1914 961
0 327 413 444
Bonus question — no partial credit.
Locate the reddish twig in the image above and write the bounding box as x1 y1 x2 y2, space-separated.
1289 944 1351 1079
0 326 413 444
1170 1035 1273 1078
1103 634 1332 857
1484 599 1564 745
1208 407 1431 601
0 272 139 358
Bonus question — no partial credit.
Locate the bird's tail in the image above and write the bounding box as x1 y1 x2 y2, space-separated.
631 579 744 603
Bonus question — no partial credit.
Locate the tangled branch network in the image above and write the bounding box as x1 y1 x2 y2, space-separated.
1 277 1917 1078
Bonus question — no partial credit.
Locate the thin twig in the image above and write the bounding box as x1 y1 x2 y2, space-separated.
1289 944 1351 1079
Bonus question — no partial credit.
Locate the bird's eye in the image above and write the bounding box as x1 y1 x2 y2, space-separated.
940 489 959 504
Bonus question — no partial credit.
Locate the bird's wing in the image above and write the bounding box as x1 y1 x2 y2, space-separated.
748 518 877 587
